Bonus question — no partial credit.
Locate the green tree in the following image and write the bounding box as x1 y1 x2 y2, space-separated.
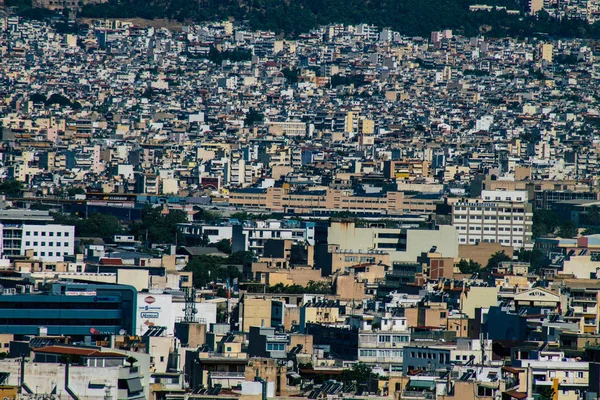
67 187 86 197
230 211 249 220
130 206 188 244
52 212 122 238
244 108 264 127
193 208 222 223
0 180 24 197
538 387 554 400
184 255 242 288
305 280 331 294
517 248 546 271
213 238 232 254
30 93 47 103
557 221 578 238
342 362 375 384
281 68 299 83
583 205 600 226
457 259 481 274
486 251 511 270
533 210 561 237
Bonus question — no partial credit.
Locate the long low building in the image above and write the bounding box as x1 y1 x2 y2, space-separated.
0 282 137 337
228 187 441 215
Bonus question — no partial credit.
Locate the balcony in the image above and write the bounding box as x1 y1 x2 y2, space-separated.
401 390 435 399
209 372 245 379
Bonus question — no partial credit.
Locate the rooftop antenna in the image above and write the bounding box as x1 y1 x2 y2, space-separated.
183 286 197 322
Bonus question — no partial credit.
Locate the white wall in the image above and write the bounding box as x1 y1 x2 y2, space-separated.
21 224 75 262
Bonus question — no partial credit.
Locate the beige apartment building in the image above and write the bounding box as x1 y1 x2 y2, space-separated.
326 220 459 263
450 196 533 250
229 187 439 214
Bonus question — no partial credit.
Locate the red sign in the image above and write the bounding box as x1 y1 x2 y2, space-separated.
144 296 156 304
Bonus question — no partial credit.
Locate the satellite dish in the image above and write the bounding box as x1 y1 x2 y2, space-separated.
119 329 126 335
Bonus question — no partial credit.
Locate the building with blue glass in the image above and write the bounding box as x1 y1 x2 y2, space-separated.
0 282 137 337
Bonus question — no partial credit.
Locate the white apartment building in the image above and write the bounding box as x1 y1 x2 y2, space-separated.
233 220 316 256
0 210 75 262
352 314 410 371
19 224 75 261
451 193 533 250
177 224 233 244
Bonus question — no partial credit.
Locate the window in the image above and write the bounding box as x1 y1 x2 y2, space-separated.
34 232 38 236
41 232 46 236
65 232 70 237
64 242 68 247
41 242 45 246
25 241 30 246
266 343 285 351
378 335 391 343
33 242 38 246
49 232 54 236
57 232 62 237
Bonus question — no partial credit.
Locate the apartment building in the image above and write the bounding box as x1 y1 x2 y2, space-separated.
177 224 234 244
327 220 458 263
232 220 315 256
353 313 410 371
0 210 75 261
229 187 440 215
383 160 431 180
451 191 533 250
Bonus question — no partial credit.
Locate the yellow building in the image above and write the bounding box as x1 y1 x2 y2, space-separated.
537 43 553 63
240 297 272 332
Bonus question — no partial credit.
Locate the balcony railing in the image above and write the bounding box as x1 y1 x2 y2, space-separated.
402 390 435 399
209 372 245 379
200 352 248 360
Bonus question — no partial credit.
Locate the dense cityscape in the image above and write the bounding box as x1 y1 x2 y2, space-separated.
1 1 600 399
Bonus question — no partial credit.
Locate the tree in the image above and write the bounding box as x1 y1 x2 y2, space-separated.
557 221 578 238
584 205 600 226
517 248 546 271
126 356 138 367
457 259 481 274
306 280 331 294
193 208 222 223
29 93 47 103
52 212 122 238
184 255 243 288
486 251 511 270
213 238 232 254
67 187 86 197
0 180 24 197
342 362 374 384
533 210 561 238
129 206 188 244
538 387 555 400
245 108 264 127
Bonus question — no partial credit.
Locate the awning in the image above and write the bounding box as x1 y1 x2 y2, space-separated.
126 378 143 393
408 380 436 389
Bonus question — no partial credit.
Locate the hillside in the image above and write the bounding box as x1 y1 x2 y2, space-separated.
6 0 600 38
